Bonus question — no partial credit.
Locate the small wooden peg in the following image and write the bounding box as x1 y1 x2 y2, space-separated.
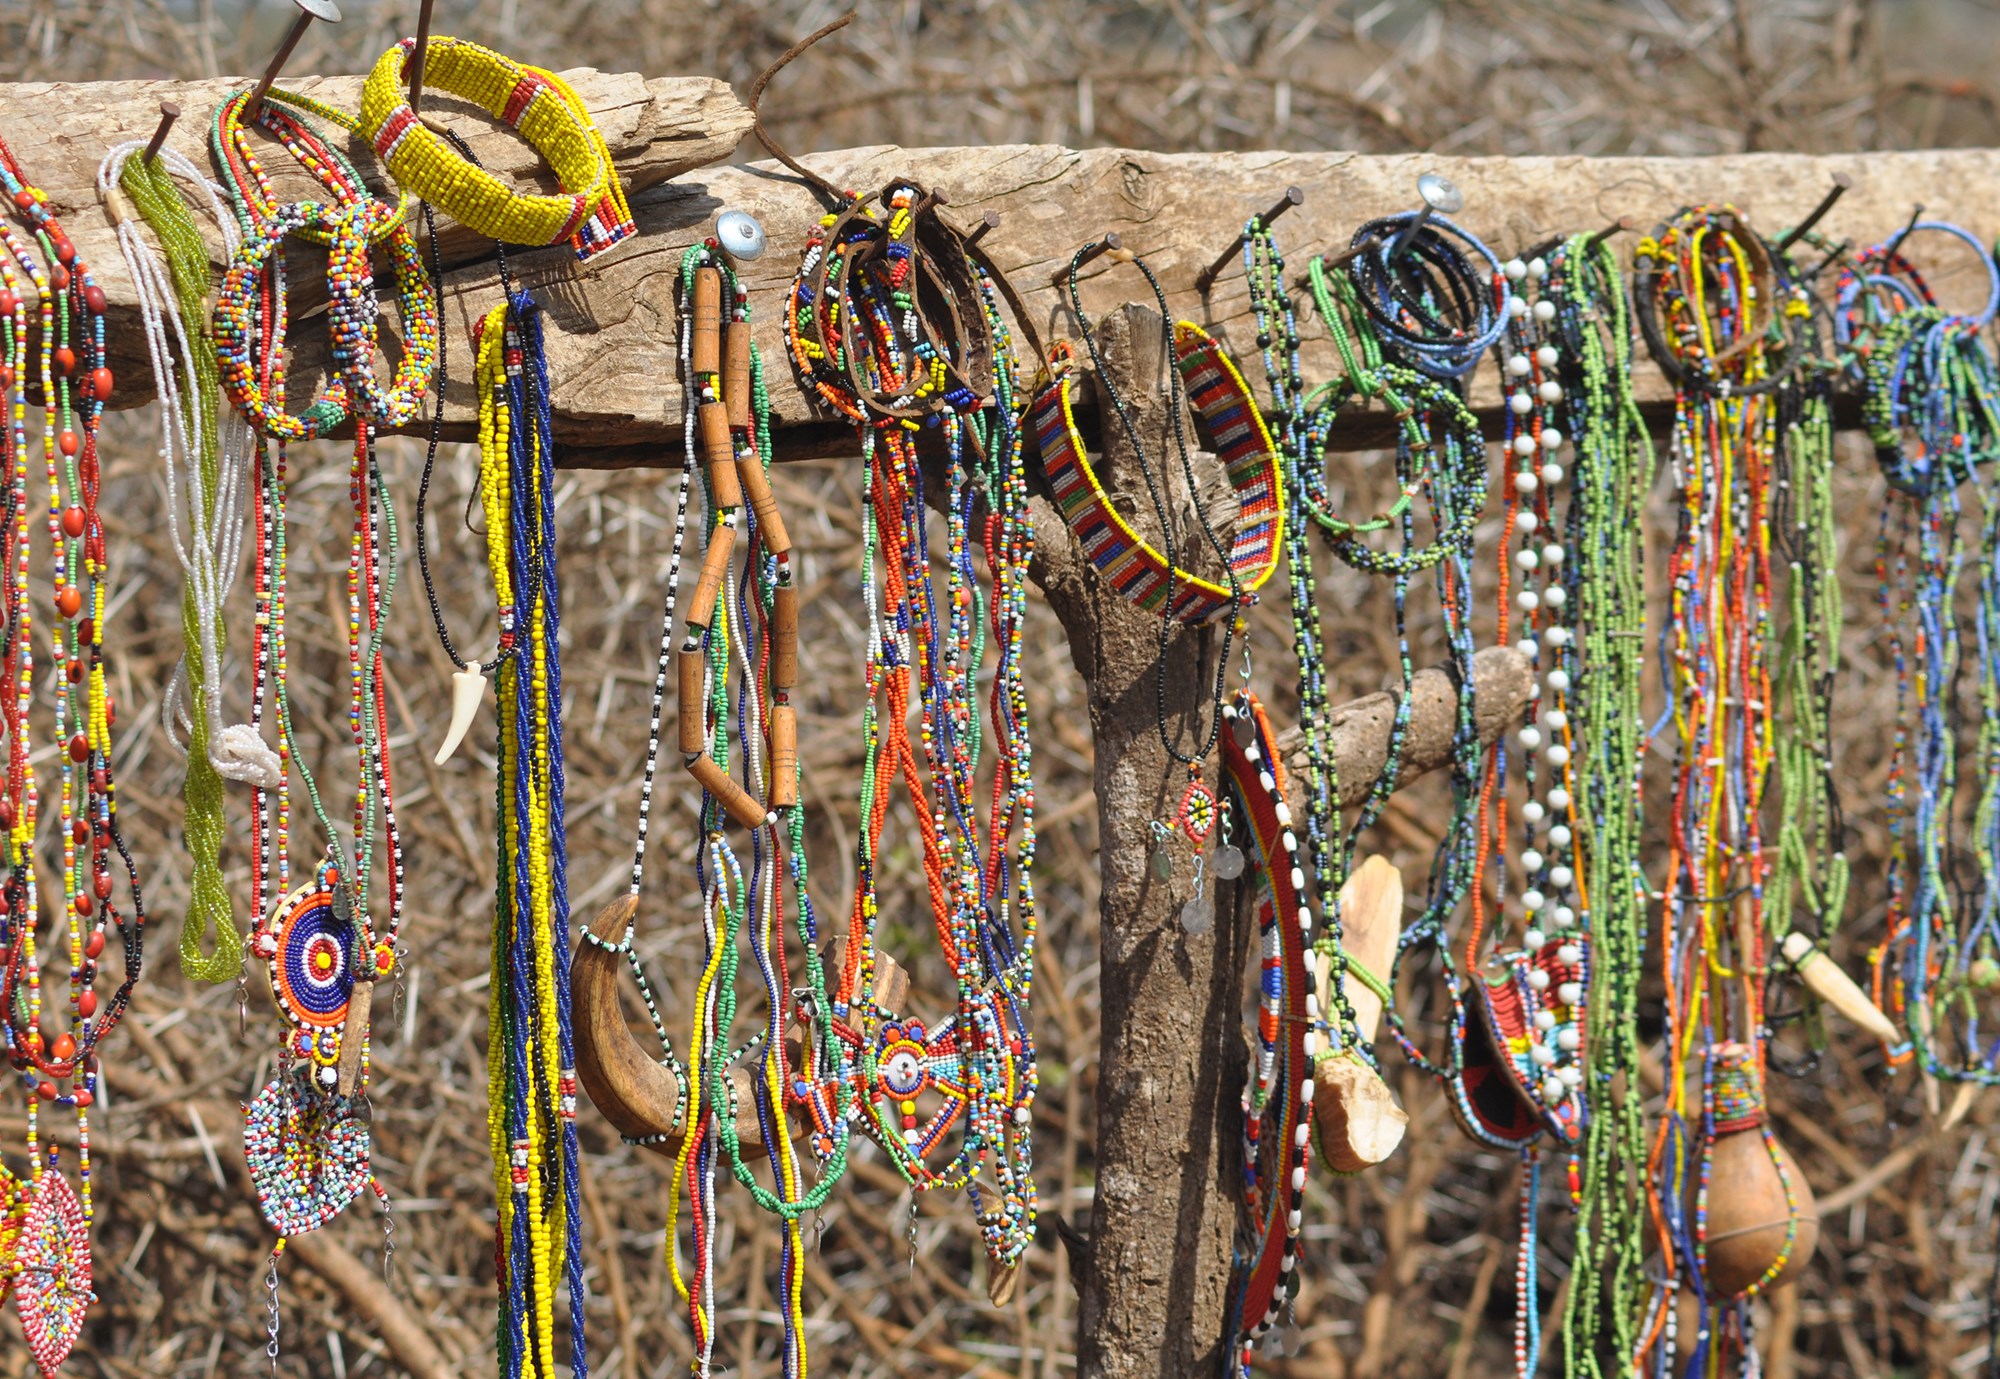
770 583 800 692
691 267 723 375
736 451 790 557
686 519 737 630
770 703 799 810
676 644 707 755
687 751 774 830
723 321 752 429
698 403 741 507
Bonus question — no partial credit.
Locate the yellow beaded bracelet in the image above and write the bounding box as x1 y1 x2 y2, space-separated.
358 36 637 261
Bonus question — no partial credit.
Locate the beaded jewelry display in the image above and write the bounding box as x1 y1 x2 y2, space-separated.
1216 690 1314 1375
777 163 1041 1289
0 136 148 1375
99 143 275 1000
1632 205 1821 1370
358 35 635 261
1836 222 2000 1083
1538 232 1656 1377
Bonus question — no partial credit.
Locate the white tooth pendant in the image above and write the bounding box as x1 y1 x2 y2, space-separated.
435 664 489 765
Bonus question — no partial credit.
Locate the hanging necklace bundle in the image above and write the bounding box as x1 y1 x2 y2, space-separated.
1836 222 2000 1084
755 22 1041 1290
1034 245 1282 873
209 85 435 1358
1538 232 1656 1378
1633 206 1821 1371
0 136 147 1375
99 143 276 1007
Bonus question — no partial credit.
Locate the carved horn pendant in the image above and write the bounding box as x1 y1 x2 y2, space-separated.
1311 856 1410 1174
1697 1042 1818 1300
572 894 766 1160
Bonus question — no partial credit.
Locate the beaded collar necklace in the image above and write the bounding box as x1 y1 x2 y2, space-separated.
1037 245 1284 870
0 136 145 1375
1837 223 2000 1085
1633 206 1817 1369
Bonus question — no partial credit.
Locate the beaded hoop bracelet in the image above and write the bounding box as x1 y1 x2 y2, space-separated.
359 36 635 261
1030 322 1282 624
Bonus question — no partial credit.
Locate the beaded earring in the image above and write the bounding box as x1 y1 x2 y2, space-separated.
1834 220 2000 1087
0 136 148 1376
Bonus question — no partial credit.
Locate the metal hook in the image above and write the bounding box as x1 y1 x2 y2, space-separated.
242 0 343 124
1194 185 1304 294
142 100 180 166
1386 172 1465 264
406 0 437 116
1052 232 1124 292
1883 202 1926 264
965 209 1000 250
1773 172 1853 254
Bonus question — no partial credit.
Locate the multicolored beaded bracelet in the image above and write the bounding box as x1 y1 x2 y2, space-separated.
1030 322 1282 625
358 35 635 260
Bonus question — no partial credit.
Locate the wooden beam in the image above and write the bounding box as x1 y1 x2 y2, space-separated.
0 69 749 400
387 143 2000 459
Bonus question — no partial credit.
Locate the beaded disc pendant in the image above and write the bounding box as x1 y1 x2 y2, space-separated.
244 1071 372 1238
261 879 356 1078
1176 773 1218 846
14 1171 91 1374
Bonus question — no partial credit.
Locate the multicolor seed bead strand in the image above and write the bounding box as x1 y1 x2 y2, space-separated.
0 135 147 1376
1632 205 1809 1369
781 183 1040 1283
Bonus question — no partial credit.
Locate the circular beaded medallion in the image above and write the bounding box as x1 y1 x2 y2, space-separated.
244 1072 372 1238
268 886 355 1034
14 1171 91 1375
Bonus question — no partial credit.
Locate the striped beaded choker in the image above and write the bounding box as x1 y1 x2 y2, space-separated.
0 136 146 1376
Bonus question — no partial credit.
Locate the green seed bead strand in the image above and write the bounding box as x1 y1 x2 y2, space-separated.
1546 232 1655 1379
119 152 244 985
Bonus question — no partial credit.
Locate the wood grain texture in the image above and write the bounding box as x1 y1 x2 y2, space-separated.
2 67 748 400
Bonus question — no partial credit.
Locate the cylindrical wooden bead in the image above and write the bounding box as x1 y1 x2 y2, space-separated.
677 644 707 755
687 751 771 831
736 450 791 556
691 267 722 375
724 320 752 429
771 582 800 692
770 703 799 810
687 521 737 630
699 403 742 508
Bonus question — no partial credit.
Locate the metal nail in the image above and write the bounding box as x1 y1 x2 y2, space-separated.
243 0 343 124
1774 172 1854 254
142 100 180 165
1194 185 1304 294
406 0 437 116
1386 171 1464 263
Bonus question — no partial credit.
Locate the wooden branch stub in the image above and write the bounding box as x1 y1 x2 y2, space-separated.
1274 643 1533 811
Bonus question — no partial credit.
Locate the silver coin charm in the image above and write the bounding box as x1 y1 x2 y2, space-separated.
1180 897 1214 935
1212 845 1246 881
715 209 768 262
1150 846 1173 882
1231 712 1257 748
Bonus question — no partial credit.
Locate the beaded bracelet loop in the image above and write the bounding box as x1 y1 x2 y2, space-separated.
212 89 414 248
788 181 995 422
1030 322 1281 624
358 36 636 261
213 200 439 438
1633 205 1807 398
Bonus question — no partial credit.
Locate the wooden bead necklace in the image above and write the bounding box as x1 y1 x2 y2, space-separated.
0 135 145 1376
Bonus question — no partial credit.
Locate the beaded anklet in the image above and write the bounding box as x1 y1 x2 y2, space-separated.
0 136 148 1376
359 35 635 261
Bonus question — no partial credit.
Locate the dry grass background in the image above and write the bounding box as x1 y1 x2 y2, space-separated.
0 0 1993 1376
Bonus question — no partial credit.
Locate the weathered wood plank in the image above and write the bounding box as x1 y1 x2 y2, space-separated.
0 69 749 398
391 142 2000 458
